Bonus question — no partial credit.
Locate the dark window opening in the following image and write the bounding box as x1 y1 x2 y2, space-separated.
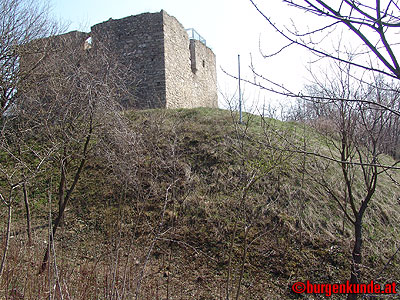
202 60 205 68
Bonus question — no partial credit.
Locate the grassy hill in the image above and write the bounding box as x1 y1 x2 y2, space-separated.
1 107 400 299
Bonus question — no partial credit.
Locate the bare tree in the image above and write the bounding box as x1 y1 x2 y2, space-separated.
0 110 52 276
306 63 393 294
0 0 59 279
248 0 400 116
243 1 400 299
16 30 134 273
0 0 57 117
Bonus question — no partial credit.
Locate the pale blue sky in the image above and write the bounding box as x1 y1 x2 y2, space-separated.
50 0 311 110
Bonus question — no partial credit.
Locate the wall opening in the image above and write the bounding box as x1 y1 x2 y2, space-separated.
189 40 197 73
84 36 92 50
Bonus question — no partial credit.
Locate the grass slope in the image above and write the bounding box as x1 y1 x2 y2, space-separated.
1 107 400 299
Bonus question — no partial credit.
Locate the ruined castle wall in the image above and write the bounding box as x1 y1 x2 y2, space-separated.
190 40 218 108
22 11 218 110
91 12 166 109
162 11 194 108
162 11 218 109
20 31 90 100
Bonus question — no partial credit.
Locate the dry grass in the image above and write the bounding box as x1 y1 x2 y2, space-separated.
0 108 399 299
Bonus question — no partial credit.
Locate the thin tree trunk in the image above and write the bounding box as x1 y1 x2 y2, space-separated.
347 218 362 300
226 219 238 300
40 129 92 274
58 150 66 227
235 226 249 300
23 182 32 246
0 203 12 279
226 176 257 300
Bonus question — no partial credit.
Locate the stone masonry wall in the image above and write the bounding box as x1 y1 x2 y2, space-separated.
23 11 217 110
162 11 217 109
20 30 90 100
91 12 166 109
162 11 193 108
189 39 218 108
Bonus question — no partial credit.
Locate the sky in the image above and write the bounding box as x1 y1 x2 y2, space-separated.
49 0 319 113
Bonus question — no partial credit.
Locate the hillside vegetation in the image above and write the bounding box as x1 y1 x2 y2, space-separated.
1 108 400 299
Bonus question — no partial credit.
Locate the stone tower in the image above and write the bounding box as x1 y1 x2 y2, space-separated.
89 10 218 109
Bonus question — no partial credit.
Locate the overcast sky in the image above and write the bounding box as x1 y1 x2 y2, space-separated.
50 0 317 112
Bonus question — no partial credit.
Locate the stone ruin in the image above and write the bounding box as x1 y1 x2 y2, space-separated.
24 10 218 110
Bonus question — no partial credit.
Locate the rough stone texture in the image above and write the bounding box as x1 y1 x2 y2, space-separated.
91 12 167 109
27 10 218 110
162 11 217 109
19 30 90 99
188 39 218 108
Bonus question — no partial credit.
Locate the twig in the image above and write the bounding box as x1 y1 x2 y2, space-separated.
157 238 217 262
235 226 250 300
0 192 12 280
135 182 174 300
48 190 63 300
